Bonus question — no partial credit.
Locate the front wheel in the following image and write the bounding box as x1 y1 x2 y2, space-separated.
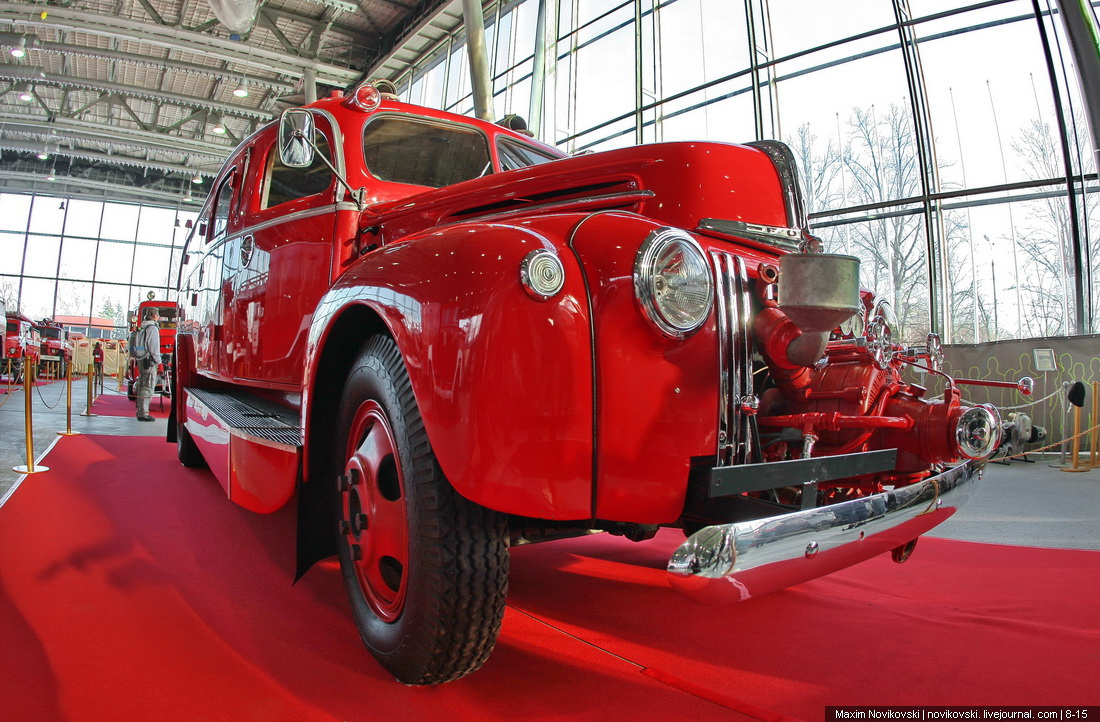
334 335 508 685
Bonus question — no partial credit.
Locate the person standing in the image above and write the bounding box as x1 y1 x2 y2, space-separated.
92 341 104 393
134 308 161 422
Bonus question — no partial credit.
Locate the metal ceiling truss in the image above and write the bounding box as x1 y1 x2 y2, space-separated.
0 0 391 207
0 0 491 208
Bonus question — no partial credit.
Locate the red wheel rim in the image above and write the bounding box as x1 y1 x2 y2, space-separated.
341 400 408 622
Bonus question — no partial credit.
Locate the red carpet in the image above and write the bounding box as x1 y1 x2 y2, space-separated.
86 390 171 418
1 435 1098 721
1 378 57 393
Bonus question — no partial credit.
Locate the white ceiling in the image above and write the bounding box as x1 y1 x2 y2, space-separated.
0 0 457 206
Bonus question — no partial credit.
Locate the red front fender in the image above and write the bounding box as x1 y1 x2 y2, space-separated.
303 217 595 520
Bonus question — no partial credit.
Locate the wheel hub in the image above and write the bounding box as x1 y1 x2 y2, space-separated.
339 400 408 623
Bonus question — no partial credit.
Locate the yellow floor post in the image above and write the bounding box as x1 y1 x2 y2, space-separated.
13 363 48 474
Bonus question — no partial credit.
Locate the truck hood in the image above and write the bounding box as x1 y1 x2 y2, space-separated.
366 141 790 244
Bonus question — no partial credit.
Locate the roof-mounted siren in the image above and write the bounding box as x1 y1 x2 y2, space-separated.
345 79 399 112
497 114 534 137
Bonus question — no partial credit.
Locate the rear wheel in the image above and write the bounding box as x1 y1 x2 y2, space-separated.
177 419 206 468
334 335 508 685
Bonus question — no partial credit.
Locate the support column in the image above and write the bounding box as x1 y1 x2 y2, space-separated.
461 0 495 121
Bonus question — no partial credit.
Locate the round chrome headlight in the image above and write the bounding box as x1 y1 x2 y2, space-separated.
954 404 1001 460
634 228 713 338
520 248 565 300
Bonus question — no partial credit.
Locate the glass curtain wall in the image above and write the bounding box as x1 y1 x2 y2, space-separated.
392 0 1098 343
0 193 197 338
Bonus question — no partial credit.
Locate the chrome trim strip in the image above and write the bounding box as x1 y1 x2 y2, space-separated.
236 205 338 237
667 460 978 603
713 252 731 464
700 218 802 251
451 189 655 225
735 254 754 463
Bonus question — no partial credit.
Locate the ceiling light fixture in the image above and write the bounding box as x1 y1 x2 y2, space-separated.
37 149 49 160
16 82 32 102
233 85 249 98
9 37 26 58
192 174 203 184
211 115 226 134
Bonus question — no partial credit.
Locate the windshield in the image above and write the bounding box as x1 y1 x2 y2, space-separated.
153 306 178 330
40 327 61 339
498 138 560 171
362 116 491 188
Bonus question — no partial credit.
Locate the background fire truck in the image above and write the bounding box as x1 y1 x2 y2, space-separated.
125 298 179 401
34 320 74 378
4 310 41 384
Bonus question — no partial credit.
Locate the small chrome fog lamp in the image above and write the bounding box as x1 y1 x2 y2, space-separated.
520 249 565 300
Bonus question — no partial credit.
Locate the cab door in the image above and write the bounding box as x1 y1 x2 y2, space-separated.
187 165 242 379
230 114 338 386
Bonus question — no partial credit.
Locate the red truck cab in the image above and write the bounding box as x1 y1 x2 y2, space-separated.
5 311 41 384
34 320 74 378
171 81 1019 685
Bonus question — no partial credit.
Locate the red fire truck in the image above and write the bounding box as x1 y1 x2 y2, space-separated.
171 81 1024 685
125 298 179 400
34 320 74 378
5 310 41 384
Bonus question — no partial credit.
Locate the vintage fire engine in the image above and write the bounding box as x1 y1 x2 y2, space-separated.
5 310 41 384
171 82 1022 685
126 298 179 400
34 319 74 378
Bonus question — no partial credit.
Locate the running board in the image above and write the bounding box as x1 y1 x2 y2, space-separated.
182 387 302 513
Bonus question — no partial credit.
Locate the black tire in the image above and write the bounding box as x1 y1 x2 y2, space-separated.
126 378 136 401
177 419 206 468
334 335 508 685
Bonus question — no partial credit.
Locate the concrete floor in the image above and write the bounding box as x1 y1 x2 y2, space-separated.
2 377 1098 551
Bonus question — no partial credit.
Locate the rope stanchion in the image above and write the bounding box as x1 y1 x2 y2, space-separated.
1061 382 1089 473
80 363 97 417
13 360 48 474
58 358 79 437
1090 382 1098 469
1061 408 1090 472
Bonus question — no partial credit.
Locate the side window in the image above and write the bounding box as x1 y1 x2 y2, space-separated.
210 172 236 241
262 121 334 209
497 138 560 172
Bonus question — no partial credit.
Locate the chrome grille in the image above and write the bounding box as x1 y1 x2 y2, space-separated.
711 251 755 466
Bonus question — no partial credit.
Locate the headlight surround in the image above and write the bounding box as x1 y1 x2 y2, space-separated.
954 404 1002 460
634 228 713 338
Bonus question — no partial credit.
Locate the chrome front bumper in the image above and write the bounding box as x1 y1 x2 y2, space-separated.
667 460 979 604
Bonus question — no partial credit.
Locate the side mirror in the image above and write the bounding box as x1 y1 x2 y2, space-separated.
279 109 316 168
